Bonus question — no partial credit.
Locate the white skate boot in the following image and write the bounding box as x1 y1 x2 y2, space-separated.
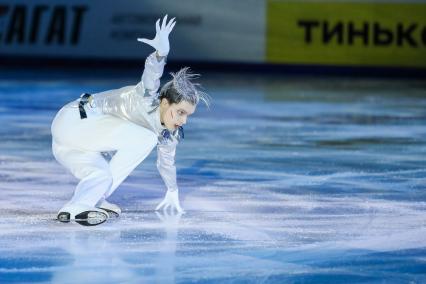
98 200 121 217
57 203 109 226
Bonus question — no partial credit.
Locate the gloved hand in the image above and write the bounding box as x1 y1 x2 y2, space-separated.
155 189 185 213
137 15 176 57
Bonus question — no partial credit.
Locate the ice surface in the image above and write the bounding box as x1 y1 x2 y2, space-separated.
0 72 426 283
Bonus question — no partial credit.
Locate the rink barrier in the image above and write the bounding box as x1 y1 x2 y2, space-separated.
0 1 425 72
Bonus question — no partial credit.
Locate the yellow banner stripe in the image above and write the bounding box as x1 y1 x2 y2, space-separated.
267 1 426 68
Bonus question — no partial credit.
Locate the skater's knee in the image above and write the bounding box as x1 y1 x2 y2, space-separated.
51 140 61 161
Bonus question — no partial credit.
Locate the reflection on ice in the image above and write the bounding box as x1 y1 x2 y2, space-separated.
0 75 425 282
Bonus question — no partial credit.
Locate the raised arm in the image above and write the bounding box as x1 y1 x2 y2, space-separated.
137 15 176 97
89 15 176 117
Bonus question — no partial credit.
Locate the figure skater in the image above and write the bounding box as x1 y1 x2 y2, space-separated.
51 15 209 225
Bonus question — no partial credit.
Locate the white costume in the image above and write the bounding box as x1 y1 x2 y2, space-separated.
51 51 181 218
51 16 209 224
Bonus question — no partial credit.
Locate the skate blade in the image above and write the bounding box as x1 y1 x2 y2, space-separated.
57 211 107 226
53 211 104 227
75 211 108 226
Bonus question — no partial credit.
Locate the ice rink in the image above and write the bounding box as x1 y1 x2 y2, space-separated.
0 70 425 283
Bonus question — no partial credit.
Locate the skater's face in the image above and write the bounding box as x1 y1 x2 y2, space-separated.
160 99 196 130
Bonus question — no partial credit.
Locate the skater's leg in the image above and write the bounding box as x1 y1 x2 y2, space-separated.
52 105 158 211
105 124 158 198
52 106 141 208
53 140 113 208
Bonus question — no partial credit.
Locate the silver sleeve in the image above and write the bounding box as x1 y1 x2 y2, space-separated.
141 52 166 97
89 51 166 119
156 140 178 192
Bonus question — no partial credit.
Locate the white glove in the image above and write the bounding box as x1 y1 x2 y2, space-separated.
155 190 185 213
137 15 176 57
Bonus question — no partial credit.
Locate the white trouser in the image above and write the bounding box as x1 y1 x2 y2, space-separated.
51 104 158 209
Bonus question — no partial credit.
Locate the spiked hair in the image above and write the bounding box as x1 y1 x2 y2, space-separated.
159 67 210 108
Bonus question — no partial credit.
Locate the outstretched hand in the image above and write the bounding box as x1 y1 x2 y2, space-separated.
155 190 185 214
137 15 176 57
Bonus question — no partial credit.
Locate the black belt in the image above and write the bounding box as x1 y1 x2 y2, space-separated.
78 93 92 119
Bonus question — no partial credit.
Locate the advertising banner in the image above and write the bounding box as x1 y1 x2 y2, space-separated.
267 1 426 68
0 0 265 62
